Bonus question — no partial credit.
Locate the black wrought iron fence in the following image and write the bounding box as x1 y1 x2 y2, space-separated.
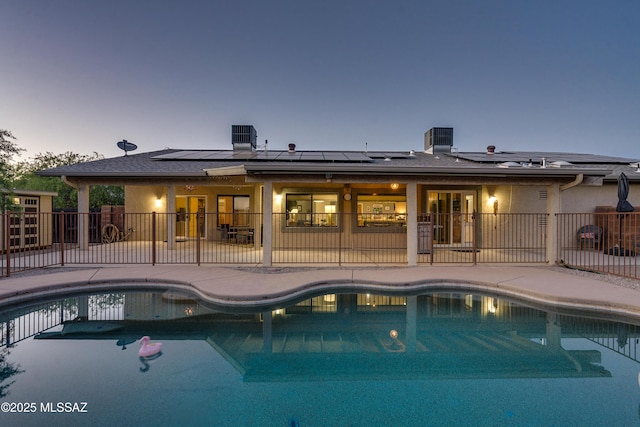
271 212 407 265
0 299 76 348
1 210 625 278
557 212 640 279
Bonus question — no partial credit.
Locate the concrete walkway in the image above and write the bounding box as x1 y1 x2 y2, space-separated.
2 265 640 319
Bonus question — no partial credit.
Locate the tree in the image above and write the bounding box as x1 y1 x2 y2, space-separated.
1 129 24 210
12 151 124 209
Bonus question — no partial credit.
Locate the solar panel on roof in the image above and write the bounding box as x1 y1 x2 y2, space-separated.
252 151 277 160
300 152 325 159
156 151 197 159
151 151 226 160
366 152 409 159
229 151 257 160
323 152 347 161
180 151 214 159
279 152 302 161
456 152 635 164
343 152 374 162
200 152 234 160
151 149 389 163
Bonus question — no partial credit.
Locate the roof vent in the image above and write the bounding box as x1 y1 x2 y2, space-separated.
288 143 296 152
549 160 573 167
487 145 496 154
231 125 257 151
497 161 521 168
424 127 453 154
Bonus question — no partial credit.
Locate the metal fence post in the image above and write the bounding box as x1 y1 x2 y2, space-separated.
59 212 65 266
472 211 477 265
2 211 7 277
5 211 10 277
429 218 434 265
196 211 201 266
152 212 156 266
338 211 342 266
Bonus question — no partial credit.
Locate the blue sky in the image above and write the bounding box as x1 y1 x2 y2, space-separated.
1 0 639 160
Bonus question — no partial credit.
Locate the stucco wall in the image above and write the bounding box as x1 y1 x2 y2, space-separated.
125 184 257 242
561 182 640 213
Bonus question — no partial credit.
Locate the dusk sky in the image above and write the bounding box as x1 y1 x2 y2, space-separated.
2 0 639 161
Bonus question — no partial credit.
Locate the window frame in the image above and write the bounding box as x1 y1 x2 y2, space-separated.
353 191 407 233
217 195 251 227
283 191 340 229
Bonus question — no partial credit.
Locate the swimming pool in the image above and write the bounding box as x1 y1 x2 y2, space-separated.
1 287 640 426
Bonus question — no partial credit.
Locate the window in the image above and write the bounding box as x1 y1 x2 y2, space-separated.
285 193 338 227
356 194 406 228
217 195 250 226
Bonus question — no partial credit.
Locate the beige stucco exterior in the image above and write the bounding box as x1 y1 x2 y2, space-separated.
114 176 635 265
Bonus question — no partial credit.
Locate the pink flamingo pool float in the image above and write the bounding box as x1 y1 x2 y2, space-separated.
138 336 162 357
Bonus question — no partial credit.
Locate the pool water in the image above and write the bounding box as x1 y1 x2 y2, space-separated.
2 288 640 426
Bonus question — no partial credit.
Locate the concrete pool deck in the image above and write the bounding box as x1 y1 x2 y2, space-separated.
2 265 640 319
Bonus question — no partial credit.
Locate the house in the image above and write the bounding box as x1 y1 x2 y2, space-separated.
37 126 640 266
1 188 58 252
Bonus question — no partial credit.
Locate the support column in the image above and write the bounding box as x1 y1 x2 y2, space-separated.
167 185 176 250
77 183 90 250
253 184 262 250
262 181 273 266
406 181 418 266
547 183 560 264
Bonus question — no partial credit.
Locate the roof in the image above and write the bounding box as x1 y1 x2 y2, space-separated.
36 148 640 182
1 188 58 197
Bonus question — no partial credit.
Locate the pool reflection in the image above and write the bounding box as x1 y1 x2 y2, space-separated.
2 290 639 383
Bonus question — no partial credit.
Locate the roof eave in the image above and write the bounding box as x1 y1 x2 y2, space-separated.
37 171 208 178
242 164 614 178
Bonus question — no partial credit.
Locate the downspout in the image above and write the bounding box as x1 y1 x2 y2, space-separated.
61 175 78 189
560 174 583 191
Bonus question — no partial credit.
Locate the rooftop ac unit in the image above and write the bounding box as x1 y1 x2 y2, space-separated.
231 125 257 151
424 127 453 153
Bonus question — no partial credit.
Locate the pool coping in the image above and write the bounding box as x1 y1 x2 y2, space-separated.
2 265 640 320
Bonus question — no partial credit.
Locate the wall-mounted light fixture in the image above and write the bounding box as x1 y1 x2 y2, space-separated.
488 195 498 215
390 182 399 190
155 197 163 208
275 194 282 204
325 173 333 183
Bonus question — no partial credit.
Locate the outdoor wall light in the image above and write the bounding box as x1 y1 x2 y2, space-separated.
275 194 282 204
155 197 162 208
390 183 400 190
488 195 498 215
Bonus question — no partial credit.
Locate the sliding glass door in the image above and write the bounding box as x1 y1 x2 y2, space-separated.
176 196 206 239
427 191 475 246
